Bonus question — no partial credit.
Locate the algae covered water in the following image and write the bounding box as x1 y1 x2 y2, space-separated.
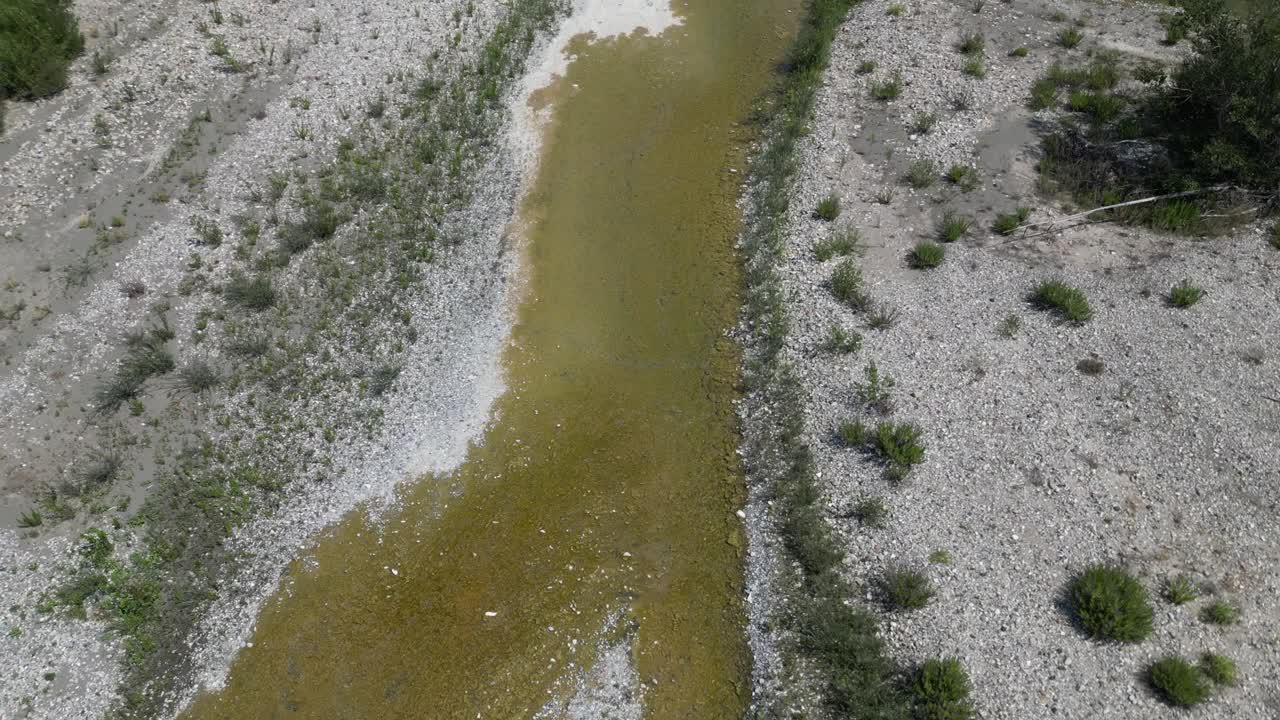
183 0 799 716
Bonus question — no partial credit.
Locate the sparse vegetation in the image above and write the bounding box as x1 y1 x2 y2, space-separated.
830 259 870 310
866 303 900 330
945 164 979 191
1201 600 1240 626
992 207 1030 235
0 0 85 100
998 314 1021 338
909 241 945 269
1149 656 1211 707
815 194 841 221
871 421 925 476
854 497 888 528
175 361 221 394
1168 280 1204 308
1164 575 1199 605
17 509 43 528
855 360 895 415
1009 46 1028 57
872 74 903 101
882 566 933 610
858 59 877 74
223 273 276 311
938 211 972 242
928 550 951 565
957 31 985 55
1031 279 1092 323
911 657 976 720
962 56 986 78
1058 27 1083 48
814 226 864 260
911 111 937 134
1200 653 1238 687
906 159 938 189
1076 357 1105 376
886 3 906 17
1068 564 1153 643
822 324 862 354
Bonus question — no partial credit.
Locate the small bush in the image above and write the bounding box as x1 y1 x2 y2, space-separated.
176 361 221 394
1029 78 1058 110
911 658 976 720
1068 564 1153 643
1201 600 1240 626
857 59 877 74
1058 27 1083 48
945 164 979 191
866 303 900 330
191 216 223 247
886 3 906 17
1149 201 1200 233
822 325 862 354
872 75 903 101
838 419 867 447
17 509 43 528
998 314 1021 338
224 274 276 311
909 241 945 269
1076 357 1105 376
1031 279 1092 323
882 566 933 610
928 550 952 565
1167 280 1204 308
957 32 985 55
1149 656 1211 707
0 0 85 100
815 194 841 221
1200 653 1237 687
911 111 938 134
830 260 870 310
906 159 938 189
1164 575 1199 605
872 422 925 472
815 226 864 261
1009 46 1028 57
938 211 972 242
962 56 986 78
854 497 888 529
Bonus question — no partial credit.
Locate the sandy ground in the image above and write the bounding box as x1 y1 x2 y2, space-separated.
746 0 1279 717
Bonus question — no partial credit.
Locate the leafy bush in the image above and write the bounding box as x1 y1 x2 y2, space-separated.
1200 653 1237 686
911 658 976 720
830 259 869 309
1068 564 1153 642
1168 280 1204 308
909 241 945 269
1149 656 1211 707
1031 279 1092 323
815 193 841 220
1009 46 1028 57
0 0 84 100
1201 600 1240 626
957 32 985 55
882 566 933 610
872 422 925 472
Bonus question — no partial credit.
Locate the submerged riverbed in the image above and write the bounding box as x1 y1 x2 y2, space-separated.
183 0 799 717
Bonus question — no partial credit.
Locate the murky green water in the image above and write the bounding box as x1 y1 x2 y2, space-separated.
183 1 798 717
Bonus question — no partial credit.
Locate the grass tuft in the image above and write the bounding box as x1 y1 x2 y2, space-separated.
822 325 862 354
906 159 938 189
814 226 864 261
938 211 972 242
956 32 985 55
1149 656 1211 707
871 74 903 101
911 111 937 134
1200 653 1237 687
830 260 870 310
992 206 1031 235
815 194 841 221
1164 575 1198 605
1031 279 1091 323
1058 27 1083 49
854 497 888 529
1068 564 1153 643
911 658 976 720
0 0 84 100
872 422 924 474
1201 600 1240 626
909 241 945 269
1167 280 1203 308
223 274 276 311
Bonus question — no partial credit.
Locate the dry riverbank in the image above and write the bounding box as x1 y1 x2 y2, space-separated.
743 0 1279 717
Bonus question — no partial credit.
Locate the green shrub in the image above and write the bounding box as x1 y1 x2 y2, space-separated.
1068 564 1153 643
882 566 933 610
1058 27 1083 48
1149 656 1211 707
928 550 952 564
962 56 986 78
911 658 976 720
906 159 938 189
872 422 925 472
858 59 877 74
224 274 276 311
1031 279 1092 323
945 164 979 191
838 419 867 447
815 193 841 221
866 303 900 330
854 497 888 529
0 0 84 100
886 3 906 17
909 241 945 269
1009 46 1028 57
872 74 903 101
830 260 869 310
176 361 221 394
1029 78 1057 110
998 314 1021 338
1200 653 1237 687
1164 575 1199 605
1149 200 1200 233
17 509 43 528
822 324 862 353
1201 600 1240 626
938 211 972 242
1167 280 1204 308
957 32 985 55
815 226 862 260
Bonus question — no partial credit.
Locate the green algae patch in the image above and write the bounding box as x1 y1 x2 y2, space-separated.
181 1 801 718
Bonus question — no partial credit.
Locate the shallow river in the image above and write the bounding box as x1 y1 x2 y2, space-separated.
183 0 799 716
